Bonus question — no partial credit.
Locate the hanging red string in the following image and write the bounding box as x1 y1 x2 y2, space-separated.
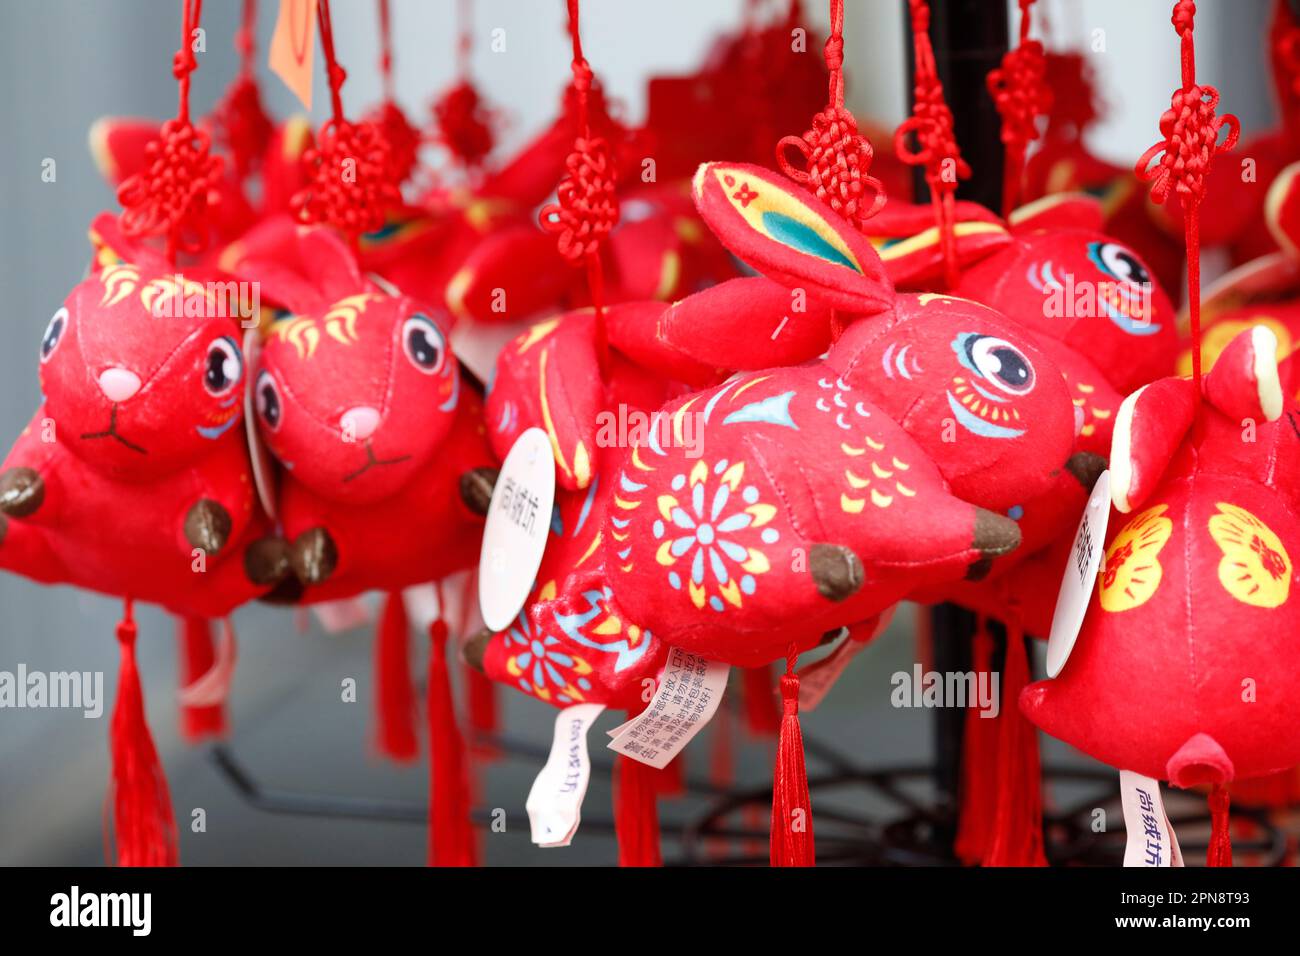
292 0 401 243
366 0 421 189
777 0 886 232
431 0 496 171
987 0 1051 217
894 0 970 289
1135 0 1239 408
116 0 223 263
1207 782 1233 866
539 0 619 373
210 0 272 181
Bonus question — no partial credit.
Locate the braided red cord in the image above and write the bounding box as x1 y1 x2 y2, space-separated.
210 0 271 181
430 0 496 171
116 0 222 263
777 0 886 232
894 0 970 289
1135 0 1239 403
539 0 618 370
293 0 401 242
365 0 421 187
987 0 1051 217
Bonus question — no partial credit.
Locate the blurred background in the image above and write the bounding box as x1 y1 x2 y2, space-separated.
0 0 1277 865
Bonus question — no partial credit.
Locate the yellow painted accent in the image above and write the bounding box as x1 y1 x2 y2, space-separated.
719 579 742 608
593 615 622 636
871 488 893 508
746 503 777 527
1208 502 1292 608
689 580 707 609
538 350 574 481
656 540 676 566
539 581 558 602
573 442 592 488
842 443 865 457
575 530 602 567
845 470 870 489
1099 504 1173 612
721 461 745 490
896 482 916 497
871 461 893 479
741 549 770 574
657 494 678 521
655 250 681 299
689 459 709 487
841 494 865 514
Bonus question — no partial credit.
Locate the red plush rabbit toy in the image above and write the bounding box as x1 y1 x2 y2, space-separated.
0 213 287 866
1022 324 1300 863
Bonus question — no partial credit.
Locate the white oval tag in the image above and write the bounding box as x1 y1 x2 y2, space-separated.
477 427 556 632
1046 469 1111 678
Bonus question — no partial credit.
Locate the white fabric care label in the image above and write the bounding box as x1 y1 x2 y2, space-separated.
1046 470 1111 677
607 647 729 769
526 703 606 847
478 427 556 632
1120 770 1184 867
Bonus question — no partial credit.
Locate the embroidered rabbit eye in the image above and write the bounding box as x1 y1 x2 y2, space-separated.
256 371 283 432
40 307 68 363
203 336 244 396
1091 241 1150 286
402 314 446 374
969 336 1035 395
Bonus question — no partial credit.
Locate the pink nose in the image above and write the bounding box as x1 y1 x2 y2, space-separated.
340 406 381 441
98 367 141 403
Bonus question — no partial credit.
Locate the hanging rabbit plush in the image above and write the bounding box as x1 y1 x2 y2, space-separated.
0 213 288 866
1022 324 1300 863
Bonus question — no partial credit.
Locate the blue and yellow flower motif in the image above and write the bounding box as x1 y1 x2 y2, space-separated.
504 600 594 704
651 458 779 612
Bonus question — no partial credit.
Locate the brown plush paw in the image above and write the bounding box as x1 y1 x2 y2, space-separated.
461 627 492 672
258 575 306 605
810 544 864 601
184 499 232 555
972 508 1021 558
1065 451 1107 490
244 535 292 587
291 527 338 586
0 467 44 518
459 467 499 516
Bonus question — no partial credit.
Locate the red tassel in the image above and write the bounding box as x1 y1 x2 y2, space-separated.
466 665 500 756
985 624 1047 866
376 591 418 762
770 655 815 867
176 615 226 741
614 752 663 867
653 751 686 797
426 619 478 866
110 601 178 866
743 663 781 736
954 620 997 865
1207 783 1233 867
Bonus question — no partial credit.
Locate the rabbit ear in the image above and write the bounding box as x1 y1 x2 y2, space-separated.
864 198 1010 288
87 211 168 272
1203 324 1285 423
1265 160 1300 260
691 161 895 314
221 216 367 312
1109 376 1197 513
1007 193 1105 233
88 117 157 186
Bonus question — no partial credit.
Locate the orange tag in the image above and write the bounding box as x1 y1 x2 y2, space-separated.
269 0 317 111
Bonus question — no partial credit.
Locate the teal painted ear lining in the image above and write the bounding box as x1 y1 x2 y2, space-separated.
759 210 862 274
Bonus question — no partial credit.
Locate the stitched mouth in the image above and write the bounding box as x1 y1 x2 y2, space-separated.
342 443 412 482
80 405 147 454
